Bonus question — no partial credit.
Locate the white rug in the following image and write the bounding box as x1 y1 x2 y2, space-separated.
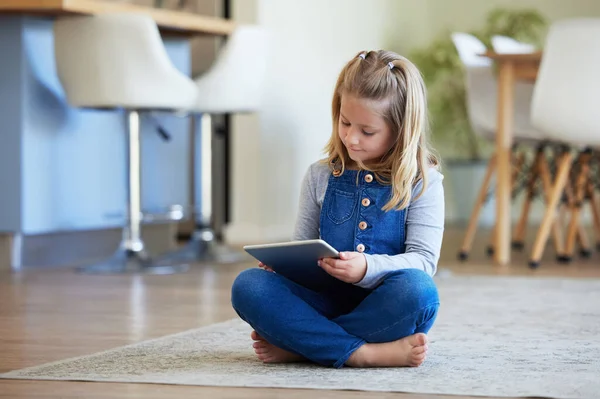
2 275 599 399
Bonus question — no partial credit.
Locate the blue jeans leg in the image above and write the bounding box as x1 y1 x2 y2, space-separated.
332 269 440 343
231 268 365 368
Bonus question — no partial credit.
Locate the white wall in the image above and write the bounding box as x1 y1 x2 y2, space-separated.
226 0 397 244
226 0 600 244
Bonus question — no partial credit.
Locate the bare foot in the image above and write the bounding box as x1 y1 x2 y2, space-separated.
346 333 429 368
250 330 305 364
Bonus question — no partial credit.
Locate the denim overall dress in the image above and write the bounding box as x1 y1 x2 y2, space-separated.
320 167 406 257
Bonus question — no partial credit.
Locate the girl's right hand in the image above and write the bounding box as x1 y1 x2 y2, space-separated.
258 262 274 272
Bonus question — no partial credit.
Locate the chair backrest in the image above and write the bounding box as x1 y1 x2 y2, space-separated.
54 13 196 110
490 35 546 141
531 18 600 146
194 25 269 114
451 32 492 67
491 35 536 54
451 32 496 139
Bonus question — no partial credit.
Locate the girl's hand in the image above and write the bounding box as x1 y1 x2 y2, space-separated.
318 252 367 283
258 262 274 273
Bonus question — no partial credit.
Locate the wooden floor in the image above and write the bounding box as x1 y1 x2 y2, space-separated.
1 227 599 399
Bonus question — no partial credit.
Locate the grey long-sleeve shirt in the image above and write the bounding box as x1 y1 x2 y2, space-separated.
292 160 445 289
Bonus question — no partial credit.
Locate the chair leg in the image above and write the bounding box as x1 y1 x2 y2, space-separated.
563 151 593 261
511 148 527 192
487 146 524 257
512 146 542 250
153 113 250 265
528 150 573 268
587 179 600 251
562 172 576 261
488 224 497 257
539 154 567 260
552 204 568 261
577 224 592 258
575 167 595 258
512 189 532 251
458 154 496 261
78 110 188 274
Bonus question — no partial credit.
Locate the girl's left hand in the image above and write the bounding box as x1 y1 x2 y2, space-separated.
318 252 367 284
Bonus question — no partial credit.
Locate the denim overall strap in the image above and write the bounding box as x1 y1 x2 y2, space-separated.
320 169 407 256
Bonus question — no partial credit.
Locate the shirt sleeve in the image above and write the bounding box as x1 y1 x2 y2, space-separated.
355 168 445 289
292 163 321 240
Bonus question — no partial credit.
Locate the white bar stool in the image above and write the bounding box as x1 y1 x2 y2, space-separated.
156 25 268 264
54 13 197 274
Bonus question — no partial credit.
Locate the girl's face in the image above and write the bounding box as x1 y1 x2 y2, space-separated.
338 93 395 165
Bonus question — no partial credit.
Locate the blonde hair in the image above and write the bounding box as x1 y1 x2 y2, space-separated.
324 50 439 211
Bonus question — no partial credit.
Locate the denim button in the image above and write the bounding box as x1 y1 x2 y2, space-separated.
361 198 370 206
356 244 365 252
359 221 367 230
364 174 373 183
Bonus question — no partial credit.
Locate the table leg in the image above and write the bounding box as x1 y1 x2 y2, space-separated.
494 62 515 265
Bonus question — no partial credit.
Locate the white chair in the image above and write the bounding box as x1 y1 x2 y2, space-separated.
528 18 600 268
452 33 545 145
489 34 570 256
491 35 536 54
451 33 496 142
490 35 543 144
451 32 549 260
155 25 269 264
54 13 197 274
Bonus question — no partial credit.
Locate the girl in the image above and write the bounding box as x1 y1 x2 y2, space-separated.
231 50 444 369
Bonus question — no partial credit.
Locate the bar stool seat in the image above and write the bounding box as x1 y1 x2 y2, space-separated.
55 14 197 110
54 13 197 274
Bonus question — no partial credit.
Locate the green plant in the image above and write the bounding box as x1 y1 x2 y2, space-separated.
409 8 547 161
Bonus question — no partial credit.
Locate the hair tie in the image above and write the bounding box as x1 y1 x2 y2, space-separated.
388 61 394 70
358 53 366 60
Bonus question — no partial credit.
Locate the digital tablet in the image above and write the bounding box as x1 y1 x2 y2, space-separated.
243 239 347 291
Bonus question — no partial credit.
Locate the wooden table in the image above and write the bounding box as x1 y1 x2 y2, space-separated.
0 0 236 36
482 51 543 265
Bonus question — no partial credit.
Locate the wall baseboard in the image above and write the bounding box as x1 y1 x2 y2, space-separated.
0 223 177 271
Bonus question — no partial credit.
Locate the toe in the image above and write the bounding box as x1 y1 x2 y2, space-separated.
411 333 427 346
411 355 426 367
255 347 270 355
251 331 262 340
257 353 268 361
411 345 427 355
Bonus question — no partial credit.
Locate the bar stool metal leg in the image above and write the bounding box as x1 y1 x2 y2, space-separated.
155 114 249 265
78 110 189 274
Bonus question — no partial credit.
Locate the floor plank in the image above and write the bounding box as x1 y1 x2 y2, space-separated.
1 226 598 398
